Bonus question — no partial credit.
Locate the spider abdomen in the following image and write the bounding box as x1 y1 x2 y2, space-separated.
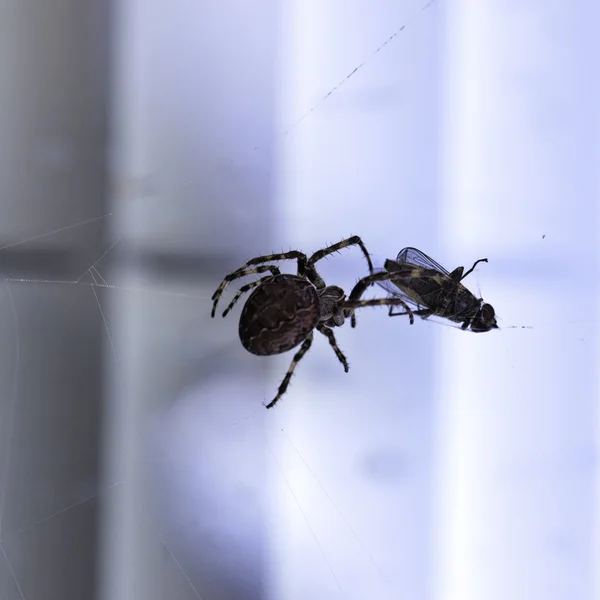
239 274 320 356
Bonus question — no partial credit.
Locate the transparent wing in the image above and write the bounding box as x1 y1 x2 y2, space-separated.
374 267 471 330
373 266 428 310
396 247 450 276
375 275 410 299
374 246 448 308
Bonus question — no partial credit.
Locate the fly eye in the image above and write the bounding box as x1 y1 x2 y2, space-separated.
470 320 488 332
481 303 495 321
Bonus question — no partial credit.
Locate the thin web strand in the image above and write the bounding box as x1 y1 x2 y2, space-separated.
263 433 347 598
0 543 26 600
284 0 437 136
0 213 111 253
143 508 205 600
76 235 124 283
91 267 109 287
280 427 395 595
6 277 212 302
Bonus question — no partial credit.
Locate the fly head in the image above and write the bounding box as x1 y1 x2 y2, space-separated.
470 302 498 332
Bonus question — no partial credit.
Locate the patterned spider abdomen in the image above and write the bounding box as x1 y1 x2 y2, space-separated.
239 274 320 356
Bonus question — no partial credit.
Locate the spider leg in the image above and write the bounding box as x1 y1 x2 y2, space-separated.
316 323 349 372
211 263 288 317
305 235 374 288
342 297 415 325
460 257 488 281
233 251 307 275
389 307 432 318
345 271 417 325
308 235 374 273
346 271 400 304
265 332 313 409
221 270 281 317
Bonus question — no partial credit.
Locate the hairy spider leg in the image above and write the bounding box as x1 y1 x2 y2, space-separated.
346 270 394 328
345 270 417 326
389 306 433 318
347 270 402 303
304 235 374 327
211 255 304 316
264 332 314 409
457 257 488 281
316 323 349 372
342 297 415 325
229 250 308 278
221 268 282 317
305 235 374 288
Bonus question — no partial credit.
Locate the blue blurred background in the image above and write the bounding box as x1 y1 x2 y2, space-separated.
1 1 599 599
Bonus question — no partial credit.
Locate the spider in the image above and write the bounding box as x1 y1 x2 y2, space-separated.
211 236 415 408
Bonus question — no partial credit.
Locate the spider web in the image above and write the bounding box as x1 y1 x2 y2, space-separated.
2 1 599 599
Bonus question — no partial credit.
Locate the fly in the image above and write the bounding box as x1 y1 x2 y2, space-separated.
374 247 499 332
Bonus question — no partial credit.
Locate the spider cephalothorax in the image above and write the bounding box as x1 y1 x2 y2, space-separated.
211 236 415 408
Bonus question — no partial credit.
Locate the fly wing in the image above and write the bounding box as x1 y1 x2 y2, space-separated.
376 247 449 309
396 247 450 276
374 266 428 310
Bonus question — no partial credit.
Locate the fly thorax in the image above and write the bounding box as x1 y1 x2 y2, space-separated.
452 296 471 314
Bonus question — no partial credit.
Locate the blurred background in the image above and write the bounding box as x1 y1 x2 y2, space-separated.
1 0 599 599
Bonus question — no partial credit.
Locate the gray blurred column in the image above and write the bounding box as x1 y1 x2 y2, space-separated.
0 2 111 599
98 2 278 600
